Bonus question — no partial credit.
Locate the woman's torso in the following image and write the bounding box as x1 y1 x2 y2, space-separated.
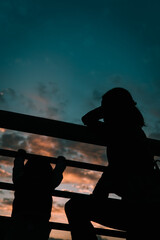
106 124 154 200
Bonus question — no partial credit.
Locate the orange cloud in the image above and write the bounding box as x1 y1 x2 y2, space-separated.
0 196 13 217
27 134 107 167
62 167 101 185
27 135 58 157
0 128 6 133
0 168 11 178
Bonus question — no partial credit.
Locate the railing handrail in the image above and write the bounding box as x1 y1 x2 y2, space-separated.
0 216 126 238
0 110 160 238
0 148 107 172
0 110 105 146
0 110 160 156
0 181 90 199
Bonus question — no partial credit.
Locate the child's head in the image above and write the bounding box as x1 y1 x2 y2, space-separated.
24 159 52 179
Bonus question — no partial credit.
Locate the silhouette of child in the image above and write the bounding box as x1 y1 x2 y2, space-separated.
65 88 159 240
6 149 66 240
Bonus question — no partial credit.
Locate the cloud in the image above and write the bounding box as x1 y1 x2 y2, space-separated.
0 166 11 178
97 236 109 240
0 129 104 195
0 123 106 205
37 82 59 99
0 130 28 165
0 127 107 163
25 134 104 187
0 128 6 133
74 182 97 194
0 82 68 120
26 132 107 166
0 193 13 216
0 131 27 150
34 81 68 119
0 156 13 166
0 88 16 106
27 135 54 156
63 167 101 186
0 92 5 103
53 139 107 165
0 203 12 217
52 202 65 215
0 127 106 189
2 198 13 206
0 88 33 115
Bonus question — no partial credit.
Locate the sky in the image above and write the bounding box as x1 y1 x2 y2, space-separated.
0 0 160 239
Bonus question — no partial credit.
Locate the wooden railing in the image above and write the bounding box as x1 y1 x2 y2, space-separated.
0 110 160 238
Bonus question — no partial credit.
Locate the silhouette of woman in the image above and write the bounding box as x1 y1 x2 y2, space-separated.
5 149 66 240
65 88 159 239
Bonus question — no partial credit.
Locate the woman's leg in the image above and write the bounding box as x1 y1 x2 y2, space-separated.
65 195 126 240
65 196 97 240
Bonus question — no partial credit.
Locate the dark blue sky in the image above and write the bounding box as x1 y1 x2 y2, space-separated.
0 0 160 137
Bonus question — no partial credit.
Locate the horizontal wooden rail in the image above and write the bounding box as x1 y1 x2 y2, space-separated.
0 216 126 238
0 110 160 156
0 149 107 172
0 181 90 199
0 110 105 146
50 222 126 238
0 182 120 201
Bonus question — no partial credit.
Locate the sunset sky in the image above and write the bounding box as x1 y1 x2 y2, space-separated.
0 0 160 239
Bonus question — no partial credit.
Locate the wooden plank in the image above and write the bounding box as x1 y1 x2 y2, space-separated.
50 222 126 238
0 149 106 172
0 181 89 199
1 182 121 200
0 110 105 146
0 182 14 191
0 216 126 238
0 110 160 155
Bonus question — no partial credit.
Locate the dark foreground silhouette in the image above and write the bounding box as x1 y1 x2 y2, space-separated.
65 87 160 240
5 149 66 240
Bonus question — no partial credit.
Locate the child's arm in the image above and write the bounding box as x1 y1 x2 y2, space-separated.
51 156 66 189
12 149 26 184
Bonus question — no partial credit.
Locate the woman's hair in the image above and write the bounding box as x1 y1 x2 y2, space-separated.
102 87 145 127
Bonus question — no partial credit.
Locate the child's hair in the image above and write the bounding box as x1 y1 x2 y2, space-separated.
102 87 145 127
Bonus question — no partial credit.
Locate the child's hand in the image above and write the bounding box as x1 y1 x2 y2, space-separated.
13 149 26 174
55 156 67 173
17 149 27 159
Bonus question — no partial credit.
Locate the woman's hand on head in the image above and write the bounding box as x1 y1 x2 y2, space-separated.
82 107 104 126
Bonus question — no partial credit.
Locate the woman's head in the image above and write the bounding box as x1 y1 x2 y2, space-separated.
102 87 136 107
101 87 145 127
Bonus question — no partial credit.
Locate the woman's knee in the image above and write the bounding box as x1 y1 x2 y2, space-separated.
65 199 72 215
65 198 81 216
